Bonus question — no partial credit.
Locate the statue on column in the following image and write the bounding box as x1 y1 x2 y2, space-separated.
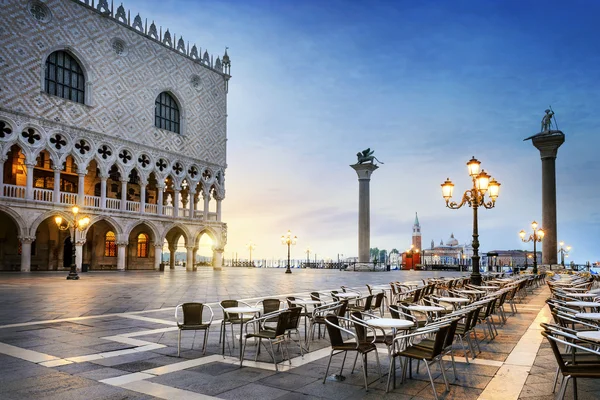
356 148 384 165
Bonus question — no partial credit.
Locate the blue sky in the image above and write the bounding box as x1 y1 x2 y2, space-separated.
127 0 600 263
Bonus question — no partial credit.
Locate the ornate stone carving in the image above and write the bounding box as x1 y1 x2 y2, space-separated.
177 38 186 53
132 14 143 31
163 30 172 47
115 5 127 23
21 127 41 145
0 120 13 139
148 22 158 40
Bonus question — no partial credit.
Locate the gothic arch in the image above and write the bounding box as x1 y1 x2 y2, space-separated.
123 219 160 243
195 226 220 249
0 204 28 237
86 215 123 235
162 222 192 246
152 87 186 135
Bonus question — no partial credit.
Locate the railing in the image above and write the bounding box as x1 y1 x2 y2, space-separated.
194 210 203 219
163 205 173 216
126 200 140 212
33 188 53 203
60 192 77 204
207 213 218 221
180 208 189 217
84 195 100 208
3 184 26 199
106 198 120 210
145 203 157 214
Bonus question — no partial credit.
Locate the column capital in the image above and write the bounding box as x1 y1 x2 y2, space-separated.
185 245 195 251
213 247 224 253
531 132 565 160
154 243 163 249
18 236 36 244
350 163 379 180
116 241 128 247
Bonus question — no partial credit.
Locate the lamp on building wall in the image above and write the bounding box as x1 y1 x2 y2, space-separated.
281 230 297 274
55 206 90 280
441 157 501 285
558 241 571 267
519 221 544 275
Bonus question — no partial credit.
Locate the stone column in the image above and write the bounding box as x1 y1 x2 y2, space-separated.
75 238 84 272
140 183 146 214
25 162 34 200
154 244 163 270
203 192 210 221
77 172 86 206
169 246 176 269
213 247 223 270
100 175 108 209
531 133 565 266
120 180 127 211
53 167 61 204
188 189 196 220
350 163 379 264
216 198 222 222
19 237 35 272
117 241 127 270
173 189 180 218
157 184 164 215
0 156 5 197
186 246 194 271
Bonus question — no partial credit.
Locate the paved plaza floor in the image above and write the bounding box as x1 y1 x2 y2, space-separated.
0 268 595 399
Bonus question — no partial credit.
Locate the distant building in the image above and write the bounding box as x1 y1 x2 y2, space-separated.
421 234 473 267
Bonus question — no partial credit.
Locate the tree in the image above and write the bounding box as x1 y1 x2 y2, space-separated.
390 248 399 254
379 249 388 263
370 247 380 260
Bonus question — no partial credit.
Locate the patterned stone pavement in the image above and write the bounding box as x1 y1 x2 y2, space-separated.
0 268 557 399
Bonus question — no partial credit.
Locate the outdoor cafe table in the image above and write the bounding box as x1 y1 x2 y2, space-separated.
407 305 446 321
289 299 320 343
438 297 470 309
566 293 598 299
575 313 600 322
336 292 361 299
566 301 600 310
223 306 261 364
576 330 600 343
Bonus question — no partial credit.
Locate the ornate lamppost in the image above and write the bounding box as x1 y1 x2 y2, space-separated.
558 241 571 267
246 241 256 265
520 221 544 275
55 206 90 280
441 157 501 285
281 230 297 274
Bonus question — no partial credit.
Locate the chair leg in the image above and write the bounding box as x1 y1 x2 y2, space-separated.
424 360 439 400
351 352 359 374
177 329 182 357
241 337 247 367
202 328 209 355
269 340 278 372
572 377 577 400
457 335 469 363
340 351 348 376
323 350 335 384
552 366 560 393
438 357 449 391
360 353 369 391
386 354 396 393
449 349 458 380
557 375 570 400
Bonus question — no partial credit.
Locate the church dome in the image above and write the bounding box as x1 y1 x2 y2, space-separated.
446 233 459 246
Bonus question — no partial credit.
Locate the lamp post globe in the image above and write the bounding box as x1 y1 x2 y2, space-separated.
519 221 544 275
55 206 90 280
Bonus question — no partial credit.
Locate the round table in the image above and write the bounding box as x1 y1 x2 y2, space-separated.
566 293 598 298
438 297 470 303
566 301 600 309
366 318 414 329
575 313 600 321
459 290 485 294
223 306 261 363
477 286 500 290
576 330 600 343
290 299 320 343
336 292 360 299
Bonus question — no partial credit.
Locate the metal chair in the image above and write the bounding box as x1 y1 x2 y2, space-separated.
242 310 291 371
175 302 213 356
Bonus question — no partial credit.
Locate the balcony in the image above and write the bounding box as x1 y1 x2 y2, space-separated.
1 184 219 221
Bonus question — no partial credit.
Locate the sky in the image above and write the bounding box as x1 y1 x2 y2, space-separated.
126 0 600 263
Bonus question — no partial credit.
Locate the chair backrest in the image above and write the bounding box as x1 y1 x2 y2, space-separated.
432 324 451 357
362 294 374 311
389 283 398 296
350 311 367 342
310 292 322 305
389 304 400 319
337 300 348 317
331 291 340 301
366 284 373 295
341 286 348 293
221 300 238 321
262 299 281 315
285 306 303 330
413 288 423 303
181 303 204 325
274 311 292 336
443 318 460 348
286 297 296 308
325 315 345 346
372 292 385 308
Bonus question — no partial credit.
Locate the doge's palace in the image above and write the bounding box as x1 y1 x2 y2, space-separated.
0 0 231 272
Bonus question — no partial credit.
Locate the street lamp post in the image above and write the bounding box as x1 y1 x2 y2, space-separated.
558 241 571 267
441 157 501 285
55 206 90 280
520 221 545 275
246 241 256 265
305 247 310 268
281 230 297 274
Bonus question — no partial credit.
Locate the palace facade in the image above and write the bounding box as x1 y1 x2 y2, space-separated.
0 0 231 272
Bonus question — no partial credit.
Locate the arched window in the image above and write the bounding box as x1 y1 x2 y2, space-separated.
104 231 116 257
137 233 149 258
44 51 85 104
155 92 180 133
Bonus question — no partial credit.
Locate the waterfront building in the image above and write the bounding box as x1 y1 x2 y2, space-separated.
0 0 230 272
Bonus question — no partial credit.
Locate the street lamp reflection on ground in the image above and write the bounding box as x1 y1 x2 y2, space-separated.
520 221 544 275
441 157 501 285
246 241 256 265
558 241 571 267
55 206 90 280
281 230 297 274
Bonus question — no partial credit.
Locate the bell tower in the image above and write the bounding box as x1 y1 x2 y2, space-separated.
412 212 421 250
